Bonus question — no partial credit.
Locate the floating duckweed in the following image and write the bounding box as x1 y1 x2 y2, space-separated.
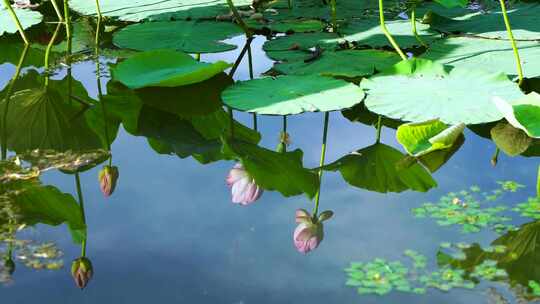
419 267 475 291
470 260 507 281
404 250 427 269
413 184 520 234
512 197 540 219
345 258 412 295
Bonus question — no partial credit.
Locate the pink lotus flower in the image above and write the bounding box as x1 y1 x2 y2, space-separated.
98 165 119 197
226 163 263 205
71 257 93 289
14 0 39 9
294 209 333 254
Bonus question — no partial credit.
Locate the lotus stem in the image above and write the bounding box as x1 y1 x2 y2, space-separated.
195 53 201 61
378 0 407 60
50 0 63 21
1 44 29 160
498 0 524 85
229 36 254 77
44 23 62 87
225 0 252 37
288 0 292 9
411 9 426 47
63 0 72 42
376 115 382 143
2 0 29 44
280 115 288 152
313 112 330 217
247 44 257 131
75 173 87 257
95 0 103 20
330 0 337 32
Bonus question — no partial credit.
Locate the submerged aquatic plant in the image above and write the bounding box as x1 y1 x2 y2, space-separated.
226 163 263 205
412 183 521 234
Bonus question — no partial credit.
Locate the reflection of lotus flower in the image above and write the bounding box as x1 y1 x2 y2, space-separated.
14 0 40 9
98 165 119 197
71 257 93 289
294 209 333 254
226 163 263 205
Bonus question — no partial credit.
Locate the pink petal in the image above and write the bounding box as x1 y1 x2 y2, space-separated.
295 209 311 223
226 166 247 186
231 177 251 204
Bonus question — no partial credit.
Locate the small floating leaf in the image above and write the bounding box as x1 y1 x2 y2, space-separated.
396 119 465 157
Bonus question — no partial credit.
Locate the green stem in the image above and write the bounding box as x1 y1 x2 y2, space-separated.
378 0 406 60
1 44 29 160
44 23 62 87
411 9 426 47
229 36 254 77
330 0 337 32
228 107 235 139
74 173 87 257
225 0 252 37
288 0 292 9
313 112 330 217
499 0 524 85
281 115 288 153
50 0 64 21
2 0 29 44
491 147 500 167
63 0 72 42
95 0 102 20
95 18 111 152
247 44 257 130
195 53 201 61
376 115 382 143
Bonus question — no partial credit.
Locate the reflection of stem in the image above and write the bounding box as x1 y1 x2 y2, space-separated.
491 147 500 167
2 0 29 44
50 0 64 21
44 23 62 87
195 53 201 61
376 115 382 143
95 17 111 152
225 0 252 37
499 0 523 85
330 0 337 32
288 0 292 9
281 115 287 152
228 107 235 139
75 173 87 257
411 9 426 47
229 36 254 78
63 0 72 42
313 112 330 217
95 0 102 20
378 0 406 60
247 43 258 131
1 44 29 160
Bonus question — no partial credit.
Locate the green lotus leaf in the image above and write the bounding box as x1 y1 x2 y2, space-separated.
263 32 340 52
423 37 540 79
245 19 324 33
0 5 42 36
341 103 403 129
222 138 319 199
425 3 540 40
396 119 465 157
273 49 401 78
221 75 365 115
490 122 531 156
433 0 467 8
337 19 438 48
113 21 241 53
69 0 252 22
112 50 231 89
417 134 464 173
493 93 540 138
323 143 437 193
362 58 524 124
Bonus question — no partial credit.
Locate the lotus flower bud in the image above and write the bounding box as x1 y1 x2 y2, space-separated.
3 257 15 275
98 165 119 197
71 257 93 289
226 163 263 205
293 209 333 254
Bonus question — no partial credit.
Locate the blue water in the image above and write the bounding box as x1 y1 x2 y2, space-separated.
1 35 539 304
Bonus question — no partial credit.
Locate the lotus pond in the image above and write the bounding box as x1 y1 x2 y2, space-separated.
2 0 540 303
